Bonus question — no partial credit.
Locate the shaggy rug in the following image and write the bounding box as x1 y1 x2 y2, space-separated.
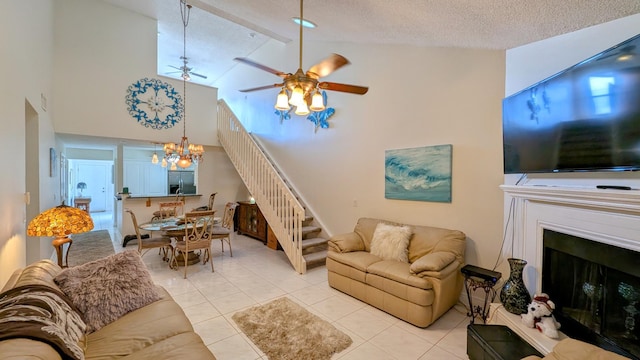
67 230 115 267
232 297 352 360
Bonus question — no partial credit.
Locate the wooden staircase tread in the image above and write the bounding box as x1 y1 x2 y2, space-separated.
304 250 327 265
301 237 328 248
301 225 320 232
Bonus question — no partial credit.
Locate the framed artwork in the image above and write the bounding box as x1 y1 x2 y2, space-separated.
385 144 452 203
49 148 57 177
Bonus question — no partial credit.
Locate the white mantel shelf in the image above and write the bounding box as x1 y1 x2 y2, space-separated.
500 185 640 214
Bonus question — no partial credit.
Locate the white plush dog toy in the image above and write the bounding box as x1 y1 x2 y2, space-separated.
521 293 561 338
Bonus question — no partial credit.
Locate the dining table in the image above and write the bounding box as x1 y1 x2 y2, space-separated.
138 214 219 267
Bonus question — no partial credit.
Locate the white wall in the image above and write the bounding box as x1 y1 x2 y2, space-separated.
0 0 57 286
216 40 507 269
53 0 218 148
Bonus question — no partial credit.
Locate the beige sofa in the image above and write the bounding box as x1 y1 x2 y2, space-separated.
327 217 466 328
522 338 630 360
0 259 216 360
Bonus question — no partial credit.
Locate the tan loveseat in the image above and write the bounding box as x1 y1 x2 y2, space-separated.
0 259 216 360
327 217 466 328
522 338 630 360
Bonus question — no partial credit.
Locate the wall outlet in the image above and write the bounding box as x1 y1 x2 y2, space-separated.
353 199 358 207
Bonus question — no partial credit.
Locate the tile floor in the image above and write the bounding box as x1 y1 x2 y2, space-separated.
92 211 471 360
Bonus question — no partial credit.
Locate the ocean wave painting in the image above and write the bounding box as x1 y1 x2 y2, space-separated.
385 144 452 202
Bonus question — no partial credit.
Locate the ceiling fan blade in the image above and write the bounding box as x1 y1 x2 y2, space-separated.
318 82 369 95
190 72 208 79
168 65 183 70
308 54 350 78
238 83 284 92
234 57 288 78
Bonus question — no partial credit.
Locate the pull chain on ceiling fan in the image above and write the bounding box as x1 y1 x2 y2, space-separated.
234 0 368 116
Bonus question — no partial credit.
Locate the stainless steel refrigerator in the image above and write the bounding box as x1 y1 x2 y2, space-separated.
168 170 196 194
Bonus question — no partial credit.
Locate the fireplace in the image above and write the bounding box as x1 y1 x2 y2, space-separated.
543 229 640 359
492 184 640 355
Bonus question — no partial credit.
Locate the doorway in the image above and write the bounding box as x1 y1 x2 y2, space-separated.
69 159 114 212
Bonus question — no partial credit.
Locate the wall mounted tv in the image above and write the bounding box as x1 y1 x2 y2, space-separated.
503 33 640 174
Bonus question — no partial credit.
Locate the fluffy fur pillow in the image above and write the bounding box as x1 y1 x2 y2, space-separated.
369 223 413 262
54 250 161 333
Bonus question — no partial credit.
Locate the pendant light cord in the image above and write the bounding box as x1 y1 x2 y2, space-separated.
180 0 191 141
299 0 303 70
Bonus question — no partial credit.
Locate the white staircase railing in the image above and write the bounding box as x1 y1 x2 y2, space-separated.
217 100 307 273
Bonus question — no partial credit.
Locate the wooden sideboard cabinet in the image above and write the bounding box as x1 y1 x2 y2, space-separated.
237 201 267 243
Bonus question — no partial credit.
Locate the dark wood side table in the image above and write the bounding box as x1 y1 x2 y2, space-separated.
236 201 267 244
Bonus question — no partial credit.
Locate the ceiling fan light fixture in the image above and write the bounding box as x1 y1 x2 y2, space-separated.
292 17 316 28
275 88 291 110
310 90 325 111
295 101 310 116
289 86 304 106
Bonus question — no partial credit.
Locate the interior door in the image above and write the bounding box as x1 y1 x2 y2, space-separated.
76 161 112 212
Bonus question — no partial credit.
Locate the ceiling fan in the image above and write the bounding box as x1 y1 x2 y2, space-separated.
234 0 368 114
167 56 207 80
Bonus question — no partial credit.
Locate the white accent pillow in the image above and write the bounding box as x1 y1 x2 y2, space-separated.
369 223 413 262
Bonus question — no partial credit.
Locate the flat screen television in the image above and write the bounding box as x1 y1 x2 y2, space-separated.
503 33 640 174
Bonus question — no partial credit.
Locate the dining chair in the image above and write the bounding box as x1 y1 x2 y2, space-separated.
171 210 215 279
126 209 172 261
211 202 239 257
192 192 217 211
152 201 184 221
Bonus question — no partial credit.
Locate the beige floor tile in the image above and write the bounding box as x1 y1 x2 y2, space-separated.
193 316 238 346
337 308 394 340
369 325 434 359
206 333 261 360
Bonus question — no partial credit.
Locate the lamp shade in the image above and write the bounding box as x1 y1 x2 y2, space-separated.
177 155 192 168
295 101 310 116
310 90 325 111
275 89 291 110
289 86 304 106
27 204 94 237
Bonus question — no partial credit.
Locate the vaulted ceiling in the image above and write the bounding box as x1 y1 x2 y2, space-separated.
101 0 640 87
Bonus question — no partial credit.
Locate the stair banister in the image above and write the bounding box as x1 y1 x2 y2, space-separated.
217 100 307 273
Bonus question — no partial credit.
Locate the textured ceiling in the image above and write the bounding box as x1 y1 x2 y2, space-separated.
99 0 640 88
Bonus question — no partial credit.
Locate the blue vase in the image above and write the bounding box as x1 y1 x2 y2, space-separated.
500 258 531 315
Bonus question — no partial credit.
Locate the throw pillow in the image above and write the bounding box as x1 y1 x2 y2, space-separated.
54 250 161 333
369 223 413 262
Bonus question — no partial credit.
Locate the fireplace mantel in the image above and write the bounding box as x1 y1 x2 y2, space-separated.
500 185 640 215
491 184 640 354
500 184 640 291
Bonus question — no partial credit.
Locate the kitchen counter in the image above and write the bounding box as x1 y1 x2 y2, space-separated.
115 194 202 200
127 194 202 199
